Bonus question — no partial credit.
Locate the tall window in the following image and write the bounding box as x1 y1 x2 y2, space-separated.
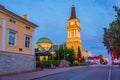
8 30 16 46
25 36 31 48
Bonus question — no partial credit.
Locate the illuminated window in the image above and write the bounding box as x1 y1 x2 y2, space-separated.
8 30 16 46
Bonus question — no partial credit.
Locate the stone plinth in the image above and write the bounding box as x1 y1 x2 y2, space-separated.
0 52 36 75
59 60 69 68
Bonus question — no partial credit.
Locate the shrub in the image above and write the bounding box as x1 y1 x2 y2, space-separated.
36 60 61 68
70 63 79 67
50 60 61 66
40 60 49 65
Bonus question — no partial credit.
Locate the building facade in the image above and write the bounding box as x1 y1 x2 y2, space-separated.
0 5 38 74
35 37 53 61
82 50 92 57
66 3 82 55
0 5 37 54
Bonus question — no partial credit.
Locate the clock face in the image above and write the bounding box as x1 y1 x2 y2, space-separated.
70 22 75 25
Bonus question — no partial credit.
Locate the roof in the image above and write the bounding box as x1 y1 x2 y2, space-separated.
82 50 92 57
0 5 38 27
35 51 52 56
36 37 52 44
69 3 77 19
49 44 65 52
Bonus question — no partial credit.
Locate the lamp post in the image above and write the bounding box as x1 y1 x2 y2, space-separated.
63 43 65 60
57 43 60 60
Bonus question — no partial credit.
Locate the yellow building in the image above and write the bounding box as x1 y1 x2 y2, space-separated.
82 50 92 57
66 3 82 55
0 5 38 55
36 37 53 51
35 37 53 61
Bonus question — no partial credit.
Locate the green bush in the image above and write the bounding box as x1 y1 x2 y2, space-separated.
40 60 49 65
37 60 61 66
70 63 79 67
36 60 61 67
50 60 61 66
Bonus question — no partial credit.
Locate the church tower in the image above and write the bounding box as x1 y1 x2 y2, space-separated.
66 2 82 55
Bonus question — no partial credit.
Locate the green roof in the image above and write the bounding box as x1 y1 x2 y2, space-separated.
36 37 52 44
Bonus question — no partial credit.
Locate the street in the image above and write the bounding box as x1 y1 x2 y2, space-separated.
35 65 120 80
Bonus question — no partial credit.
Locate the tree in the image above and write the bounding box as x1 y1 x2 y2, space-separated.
82 56 85 63
66 48 76 64
77 46 82 58
77 46 85 63
103 6 120 59
99 54 104 64
99 54 108 65
54 45 64 60
99 54 103 59
54 45 76 64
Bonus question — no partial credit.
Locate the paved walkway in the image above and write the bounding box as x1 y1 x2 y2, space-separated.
0 66 85 80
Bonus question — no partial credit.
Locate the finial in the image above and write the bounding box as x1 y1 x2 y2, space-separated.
72 0 74 7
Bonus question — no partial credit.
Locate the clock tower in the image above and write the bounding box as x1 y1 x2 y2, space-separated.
66 2 82 55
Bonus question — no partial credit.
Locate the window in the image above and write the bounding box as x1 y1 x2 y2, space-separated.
9 19 16 24
8 30 16 46
26 26 30 30
25 36 31 48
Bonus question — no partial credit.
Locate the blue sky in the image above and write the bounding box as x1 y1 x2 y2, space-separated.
0 0 120 59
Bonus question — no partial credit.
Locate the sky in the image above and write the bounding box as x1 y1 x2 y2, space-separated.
0 0 120 60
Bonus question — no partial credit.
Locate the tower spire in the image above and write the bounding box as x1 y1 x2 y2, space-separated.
69 0 76 19
72 0 74 7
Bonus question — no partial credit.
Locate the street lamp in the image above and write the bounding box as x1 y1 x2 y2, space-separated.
57 43 60 60
63 42 66 60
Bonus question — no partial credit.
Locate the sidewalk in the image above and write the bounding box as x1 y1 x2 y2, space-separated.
0 66 84 80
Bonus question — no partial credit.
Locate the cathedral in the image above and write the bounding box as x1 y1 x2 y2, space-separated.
66 2 82 55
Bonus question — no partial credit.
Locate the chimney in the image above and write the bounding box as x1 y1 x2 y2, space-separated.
0 5 5 9
23 14 27 20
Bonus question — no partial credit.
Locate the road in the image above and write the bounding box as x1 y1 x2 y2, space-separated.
35 65 120 80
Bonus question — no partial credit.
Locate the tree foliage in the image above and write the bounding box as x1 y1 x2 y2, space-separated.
99 54 103 59
99 54 108 64
99 54 104 64
54 45 76 64
54 46 64 60
77 46 85 63
66 48 76 64
103 6 120 58
77 46 82 58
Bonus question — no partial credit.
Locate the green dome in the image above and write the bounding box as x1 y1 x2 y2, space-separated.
36 37 52 44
